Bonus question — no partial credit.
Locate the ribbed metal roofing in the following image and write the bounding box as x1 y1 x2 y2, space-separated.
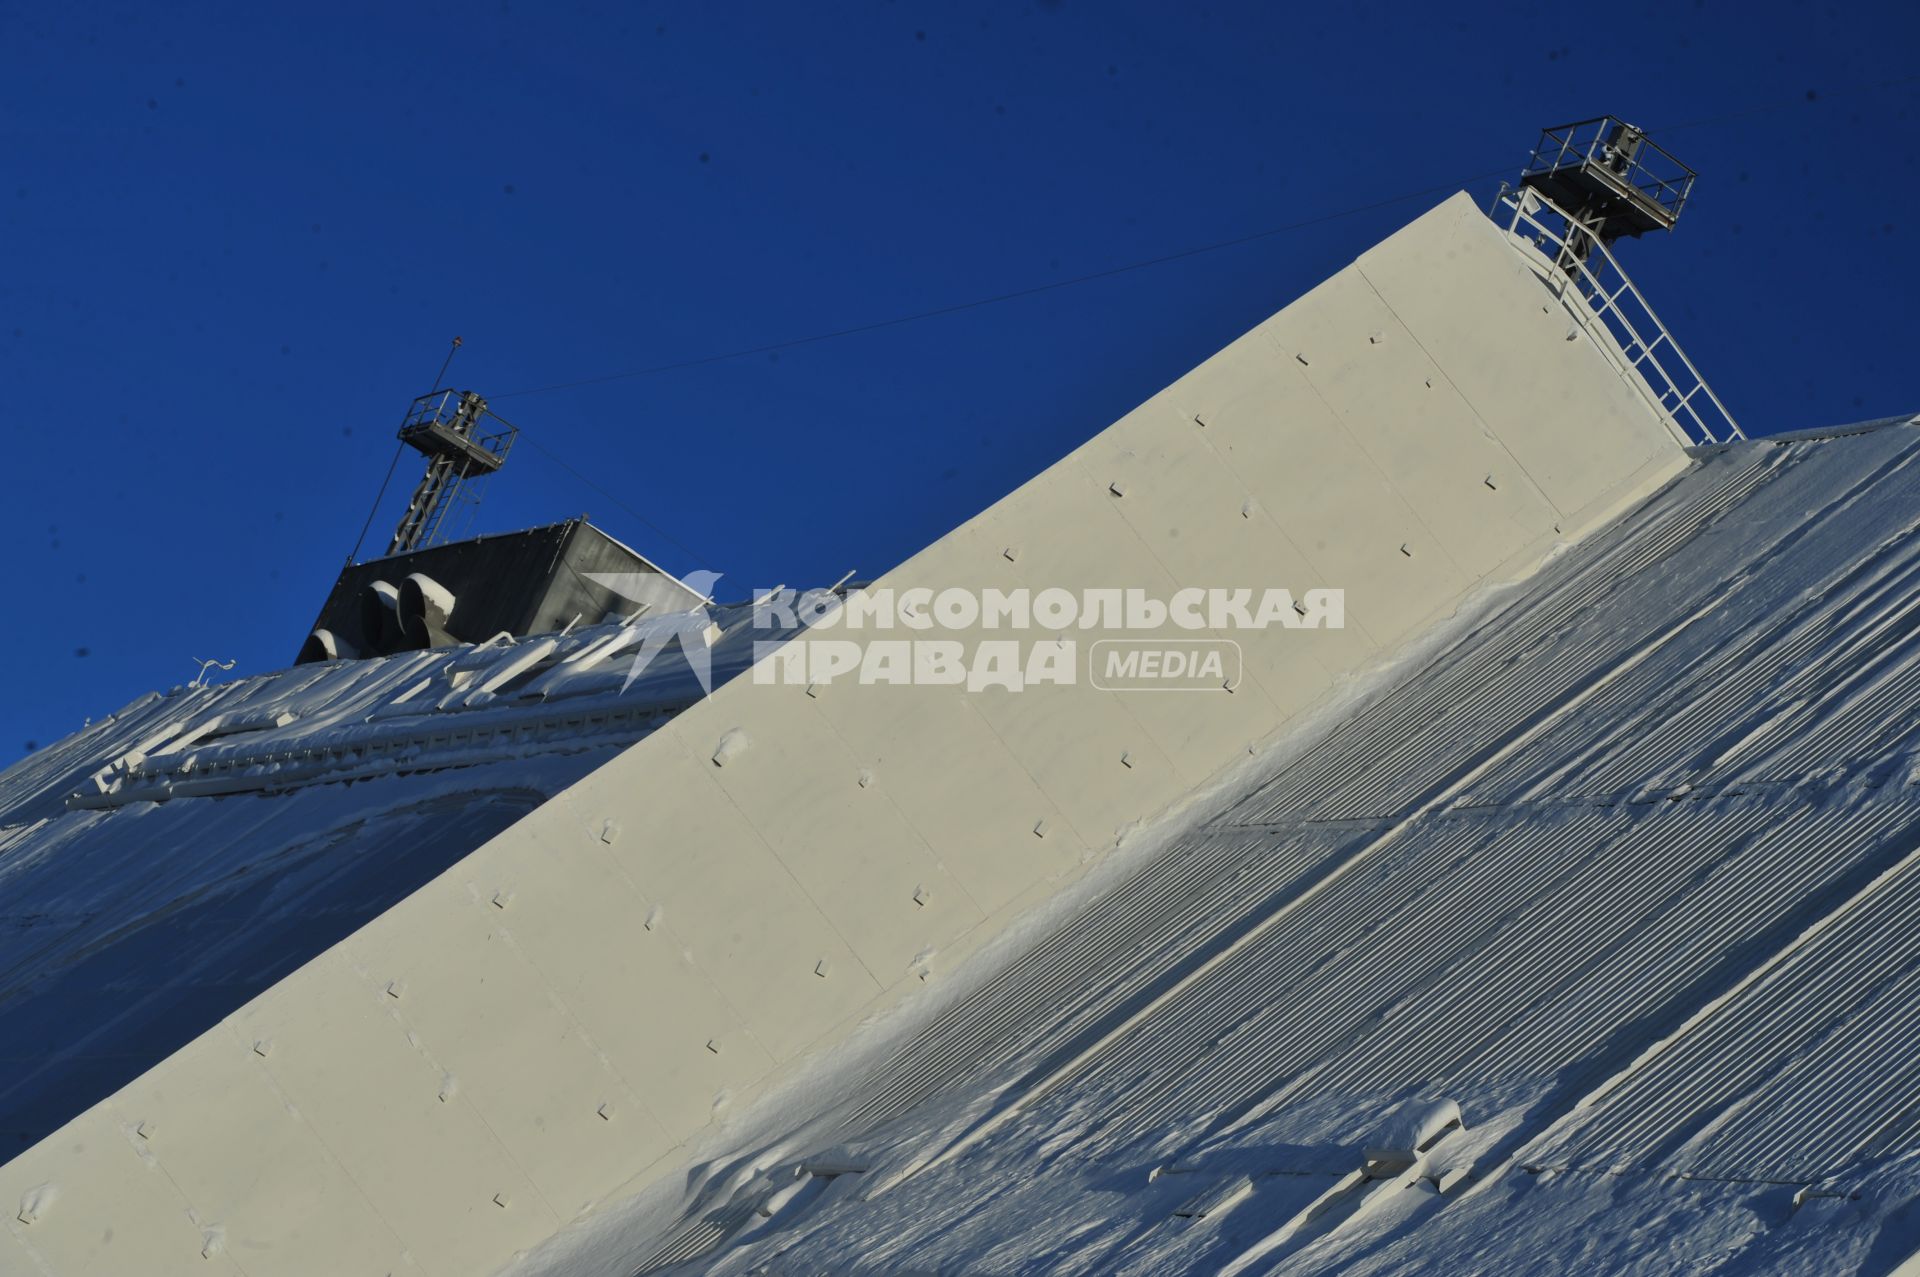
607 416 1920 1277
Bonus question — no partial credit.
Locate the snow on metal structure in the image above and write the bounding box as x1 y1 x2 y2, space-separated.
0 597 799 1158
563 417 1920 1277
71 604 747 812
0 192 1692 1276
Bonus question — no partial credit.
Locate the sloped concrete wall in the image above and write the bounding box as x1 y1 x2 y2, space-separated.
0 193 1688 1276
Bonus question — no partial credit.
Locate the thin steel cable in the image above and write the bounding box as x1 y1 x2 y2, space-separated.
486 409 721 570
348 440 407 564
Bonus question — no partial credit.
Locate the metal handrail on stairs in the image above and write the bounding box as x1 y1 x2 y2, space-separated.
1490 184 1744 447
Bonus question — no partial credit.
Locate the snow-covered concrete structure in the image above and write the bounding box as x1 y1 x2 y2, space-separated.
552 413 1920 1277
4 188 1852 1275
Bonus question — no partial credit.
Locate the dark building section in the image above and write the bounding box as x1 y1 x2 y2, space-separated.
298 519 704 663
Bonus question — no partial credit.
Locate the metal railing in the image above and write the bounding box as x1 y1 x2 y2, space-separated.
1524 117 1696 224
1490 183 1743 447
386 389 520 555
399 388 517 470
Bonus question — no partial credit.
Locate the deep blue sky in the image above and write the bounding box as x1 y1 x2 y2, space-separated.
2 1 1914 756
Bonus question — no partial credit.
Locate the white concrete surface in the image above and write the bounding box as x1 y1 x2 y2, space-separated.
539 419 1920 1277
0 192 1688 1276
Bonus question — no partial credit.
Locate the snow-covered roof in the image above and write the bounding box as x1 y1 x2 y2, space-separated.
0 596 804 1152
532 415 1920 1276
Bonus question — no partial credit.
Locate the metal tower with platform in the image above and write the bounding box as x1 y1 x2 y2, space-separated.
385 387 518 556
1517 116 1696 265
1489 117 1742 447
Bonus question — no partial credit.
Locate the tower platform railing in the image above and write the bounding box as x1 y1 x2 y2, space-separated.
1522 116 1696 232
398 388 516 475
1490 183 1744 447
